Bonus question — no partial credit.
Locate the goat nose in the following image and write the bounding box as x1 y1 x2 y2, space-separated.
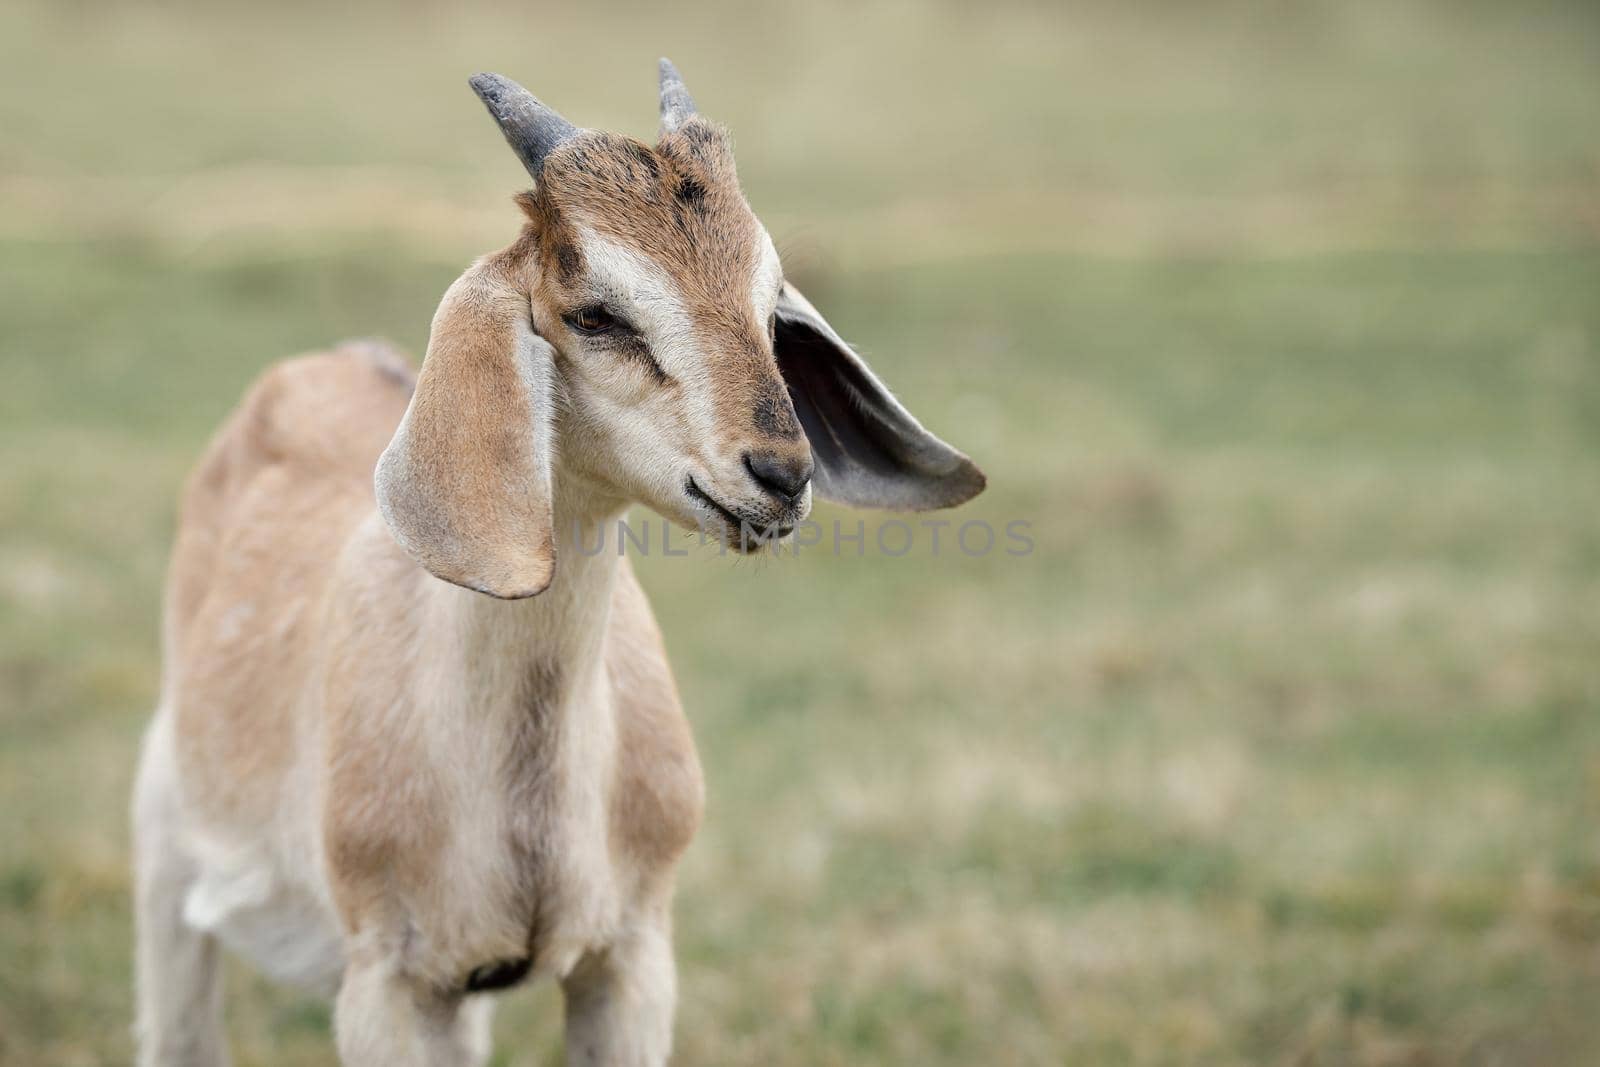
743 450 813 502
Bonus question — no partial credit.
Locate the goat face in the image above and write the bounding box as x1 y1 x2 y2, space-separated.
517 117 812 548
374 64 985 599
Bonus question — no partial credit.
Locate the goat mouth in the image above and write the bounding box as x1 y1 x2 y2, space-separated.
684 477 794 550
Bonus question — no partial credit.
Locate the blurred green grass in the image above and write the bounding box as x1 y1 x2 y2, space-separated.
3 0 1600 1064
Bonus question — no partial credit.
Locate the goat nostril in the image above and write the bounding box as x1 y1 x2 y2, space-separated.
743 450 813 502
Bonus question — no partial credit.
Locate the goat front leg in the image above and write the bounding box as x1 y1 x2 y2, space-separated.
561 921 676 1067
335 957 486 1067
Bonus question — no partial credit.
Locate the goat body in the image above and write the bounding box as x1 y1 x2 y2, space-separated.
135 342 701 1064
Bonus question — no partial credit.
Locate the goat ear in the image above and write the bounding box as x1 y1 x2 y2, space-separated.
774 283 986 511
375 261 557 598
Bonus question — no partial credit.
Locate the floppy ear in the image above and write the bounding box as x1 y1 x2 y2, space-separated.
774 283 986 511
375 260 557 599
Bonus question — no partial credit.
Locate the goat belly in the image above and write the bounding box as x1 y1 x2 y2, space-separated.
182 858 345 996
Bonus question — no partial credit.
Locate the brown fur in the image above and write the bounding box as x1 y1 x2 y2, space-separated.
521 121 803 453
167 344 416 825
375 259 557 598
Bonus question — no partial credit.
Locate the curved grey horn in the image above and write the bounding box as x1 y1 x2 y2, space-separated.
469 72 578 178
658 57 697 135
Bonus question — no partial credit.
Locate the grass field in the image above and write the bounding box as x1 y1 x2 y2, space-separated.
3 1 1600 1063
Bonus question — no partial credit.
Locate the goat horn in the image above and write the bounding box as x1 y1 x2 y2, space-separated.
469 72 578 179
657 57 697 135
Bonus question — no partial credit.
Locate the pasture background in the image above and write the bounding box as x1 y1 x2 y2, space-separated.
3 0 1599 1063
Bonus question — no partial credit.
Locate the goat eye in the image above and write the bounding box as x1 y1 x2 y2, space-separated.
567 306 615 334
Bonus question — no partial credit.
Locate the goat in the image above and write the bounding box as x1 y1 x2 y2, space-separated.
132 60 985 1066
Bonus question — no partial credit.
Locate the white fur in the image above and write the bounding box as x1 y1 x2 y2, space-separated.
572 226 700 378
753 230 783 321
